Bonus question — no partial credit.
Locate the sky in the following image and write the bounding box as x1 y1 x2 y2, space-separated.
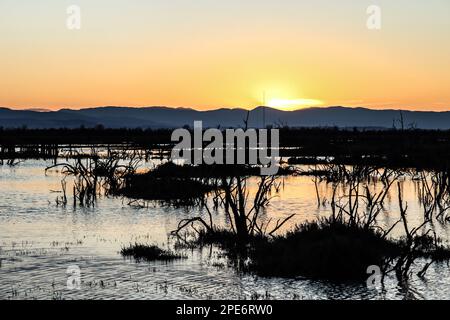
0 0 449 111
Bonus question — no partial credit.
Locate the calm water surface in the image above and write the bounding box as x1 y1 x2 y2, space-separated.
1 160 450 300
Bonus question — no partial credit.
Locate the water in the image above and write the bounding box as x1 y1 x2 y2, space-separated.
1 160 450 300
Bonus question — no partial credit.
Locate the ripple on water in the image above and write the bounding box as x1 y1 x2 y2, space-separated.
1 160 450 300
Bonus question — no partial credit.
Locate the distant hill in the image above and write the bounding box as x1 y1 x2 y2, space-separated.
0 106 449 129
23 108 51 113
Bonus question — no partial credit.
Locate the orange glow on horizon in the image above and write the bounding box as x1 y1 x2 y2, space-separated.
0 1 449 112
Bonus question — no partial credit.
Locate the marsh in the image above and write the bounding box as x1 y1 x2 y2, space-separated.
1 156 450 300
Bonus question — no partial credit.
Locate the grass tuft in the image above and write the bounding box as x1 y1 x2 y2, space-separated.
121 243 185 262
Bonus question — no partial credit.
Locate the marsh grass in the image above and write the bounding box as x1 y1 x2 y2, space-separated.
247 219 399 280
118 173 215 204
120 243 185 262
186 218 450 281
183 220 397 280
117 162 293 207
117 163 219 206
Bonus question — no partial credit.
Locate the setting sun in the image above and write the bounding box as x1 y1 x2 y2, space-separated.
267 98 323 111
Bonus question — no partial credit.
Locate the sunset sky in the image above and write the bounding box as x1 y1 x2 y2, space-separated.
0 0 449 111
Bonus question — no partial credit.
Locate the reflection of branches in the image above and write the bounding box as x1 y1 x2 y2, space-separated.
172 174 295 243
325 165 402 231
416 170 450 222
55 178 68 207
46 149 142 207
322 165 447 286
392 182 435 281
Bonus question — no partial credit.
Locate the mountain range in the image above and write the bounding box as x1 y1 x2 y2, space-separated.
0 106 449 129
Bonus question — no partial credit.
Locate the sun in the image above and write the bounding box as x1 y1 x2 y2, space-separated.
267 98 323 111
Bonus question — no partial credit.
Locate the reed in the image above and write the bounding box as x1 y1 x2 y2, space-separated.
121 243 185 262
